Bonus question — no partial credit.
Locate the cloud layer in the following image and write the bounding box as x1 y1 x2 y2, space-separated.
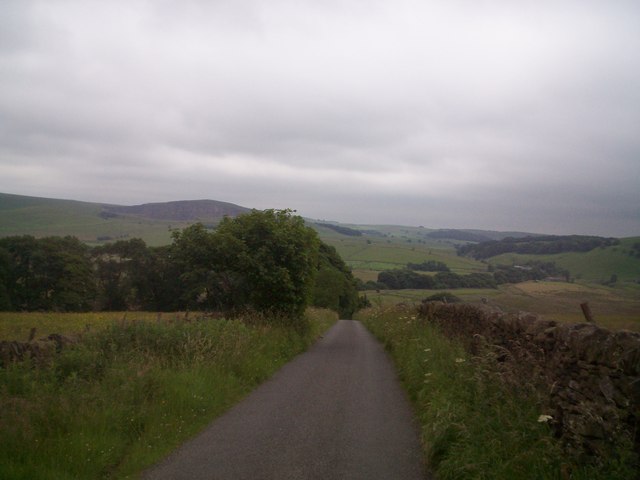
1 0 639 235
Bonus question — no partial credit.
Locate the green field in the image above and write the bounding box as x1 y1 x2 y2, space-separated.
488 237 640 283
0 193 190 246
322 233 487 279
2 191 639 331
362 281 640 332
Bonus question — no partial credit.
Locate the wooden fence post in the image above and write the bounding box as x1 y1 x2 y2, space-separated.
580 302 595 323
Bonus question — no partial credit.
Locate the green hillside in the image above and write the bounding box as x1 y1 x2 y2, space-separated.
488 237 640 284
318 225 488 282
0 193 247 246
2 192 638 289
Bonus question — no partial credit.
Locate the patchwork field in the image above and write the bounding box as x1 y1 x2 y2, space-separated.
322 232 487 278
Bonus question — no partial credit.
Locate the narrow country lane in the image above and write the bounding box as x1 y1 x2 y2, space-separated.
141 320 427 480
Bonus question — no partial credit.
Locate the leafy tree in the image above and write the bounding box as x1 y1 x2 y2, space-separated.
171 224 248 311
407 260 450 272
213 209 319 321
312 242 359 318
458 235 619 259
0 236 95 311
144 245 187 311
0 247 12 310
423 292 462 303
91 239 152 310
172 210 320 324
491 261 569 285
376 268 497 290
378 269 436 289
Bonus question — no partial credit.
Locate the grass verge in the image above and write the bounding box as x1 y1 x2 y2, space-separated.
0 308 337 479
358 306 635 479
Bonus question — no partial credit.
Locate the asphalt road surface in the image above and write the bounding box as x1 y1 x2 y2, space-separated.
142 320 427 480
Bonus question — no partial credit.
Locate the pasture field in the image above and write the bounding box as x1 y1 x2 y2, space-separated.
0 193 193 246
362 281 640 332
488 237 640 283
323 235 487 276
0 312 192 341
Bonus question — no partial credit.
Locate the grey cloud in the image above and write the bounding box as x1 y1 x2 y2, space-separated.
0 0 639 236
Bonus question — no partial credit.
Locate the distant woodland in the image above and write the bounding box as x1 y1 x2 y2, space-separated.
358 260 570 291
315 223 363 237
456 235 619 259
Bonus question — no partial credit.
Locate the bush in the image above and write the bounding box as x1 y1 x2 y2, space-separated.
423 292 462 303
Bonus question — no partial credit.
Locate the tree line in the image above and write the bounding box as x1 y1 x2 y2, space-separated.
0 210 361 321
357 260 569 291
406 260 450 272
315 223 363 237
457 235 619 260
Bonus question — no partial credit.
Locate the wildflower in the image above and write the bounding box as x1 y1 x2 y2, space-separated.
537 414 553 423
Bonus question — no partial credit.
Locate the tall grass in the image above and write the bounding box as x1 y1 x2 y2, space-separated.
0 308 337 479
359 306 634 479
0 311 166 341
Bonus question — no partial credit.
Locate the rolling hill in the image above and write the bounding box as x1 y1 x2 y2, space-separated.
2 192 638 286
0 192 250 246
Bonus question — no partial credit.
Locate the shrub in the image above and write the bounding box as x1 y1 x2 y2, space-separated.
423 292 461 303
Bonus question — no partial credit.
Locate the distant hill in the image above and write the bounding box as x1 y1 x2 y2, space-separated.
0 192 250 246
101 199 249 221
426 229 542 243
426 229 493 242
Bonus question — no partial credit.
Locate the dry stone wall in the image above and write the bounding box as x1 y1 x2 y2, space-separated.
417 302 639 464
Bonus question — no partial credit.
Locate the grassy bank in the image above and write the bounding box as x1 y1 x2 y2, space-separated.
358 306 634 479
0 308 337 479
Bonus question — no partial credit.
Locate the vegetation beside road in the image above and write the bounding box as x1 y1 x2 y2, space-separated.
359 306 635 479
0 209 360 321
0 308 337 479
0 207 354 479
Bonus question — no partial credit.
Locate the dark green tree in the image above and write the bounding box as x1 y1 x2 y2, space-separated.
0 235 95 311
91 238 152 310
144 245 187 311
213 209 320 321
312 242 359 318
171 223 245 311
0 246 12 310
171 210 320 325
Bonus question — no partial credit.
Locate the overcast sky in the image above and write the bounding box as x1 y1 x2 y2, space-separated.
1 0 639 236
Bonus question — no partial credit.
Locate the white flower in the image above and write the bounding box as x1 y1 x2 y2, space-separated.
537 414 553 423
